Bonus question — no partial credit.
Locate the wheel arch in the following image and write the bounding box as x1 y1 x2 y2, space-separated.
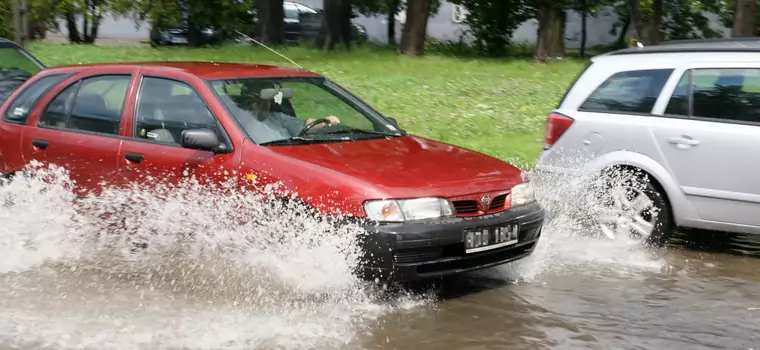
587 150 696 227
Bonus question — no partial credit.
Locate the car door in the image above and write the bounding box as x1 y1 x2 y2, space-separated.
21 69 138 196
0 72 73 175
649 62 760 230
117 70 240 193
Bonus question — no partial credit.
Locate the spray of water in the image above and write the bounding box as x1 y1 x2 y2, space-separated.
475 151 669 283
0 153 667 349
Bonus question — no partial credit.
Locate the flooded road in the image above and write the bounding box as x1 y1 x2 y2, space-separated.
352 244 760 350
1 165 759 350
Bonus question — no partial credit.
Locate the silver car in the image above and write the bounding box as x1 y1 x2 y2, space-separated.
535 39 760 246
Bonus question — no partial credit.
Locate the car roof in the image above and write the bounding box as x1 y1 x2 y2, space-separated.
0 37 18 48
42 61 323 79
600 38 760 57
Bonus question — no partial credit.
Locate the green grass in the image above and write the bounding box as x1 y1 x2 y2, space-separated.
25 41 588 166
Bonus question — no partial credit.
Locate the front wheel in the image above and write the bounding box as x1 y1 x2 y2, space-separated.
592 169 673 246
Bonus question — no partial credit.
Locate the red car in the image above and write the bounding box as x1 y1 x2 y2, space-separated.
0 45 544 282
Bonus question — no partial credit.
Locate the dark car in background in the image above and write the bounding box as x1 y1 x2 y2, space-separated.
152 1 367 46
275 1 367 43
0 38 46 105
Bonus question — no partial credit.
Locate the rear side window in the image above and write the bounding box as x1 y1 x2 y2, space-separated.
665 68 760 124
579 69 674 114
39 74 132 135
3 73 70 124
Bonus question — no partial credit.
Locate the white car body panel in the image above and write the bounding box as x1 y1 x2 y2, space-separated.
536 49 760 236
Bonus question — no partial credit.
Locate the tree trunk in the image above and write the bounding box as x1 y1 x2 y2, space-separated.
534 5 565 62
65 12 81 43
615 18 629 49
629 0 662 45
255 0 285 45
319 0 352 50
387 0 399 46
580 1 587 58
82 1 101 44
732 0 757 37
339 0 352 49
399 0 430 56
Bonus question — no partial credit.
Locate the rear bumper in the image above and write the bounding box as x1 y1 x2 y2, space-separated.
358 201 545 283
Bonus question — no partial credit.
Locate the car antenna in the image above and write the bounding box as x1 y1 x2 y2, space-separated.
234 30 305 70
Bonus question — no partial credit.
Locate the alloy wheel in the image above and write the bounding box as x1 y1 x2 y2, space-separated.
596 184 659 241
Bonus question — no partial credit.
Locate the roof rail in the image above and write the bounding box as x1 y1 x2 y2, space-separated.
604 38 760 56
658 37 760 45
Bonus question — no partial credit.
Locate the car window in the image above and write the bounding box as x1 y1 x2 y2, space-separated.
295 3 318 14
664 71 690 116
209 77 402 145
133 76 218 145
3 73 71 124
38 74 131 135
579 69 674 114
692 68 760 123
284 3 299 19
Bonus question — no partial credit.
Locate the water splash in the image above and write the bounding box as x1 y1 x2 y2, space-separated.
0 156 669 349
0 162 434 349
479 152 668 283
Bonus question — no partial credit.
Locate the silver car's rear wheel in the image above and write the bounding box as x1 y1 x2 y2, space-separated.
593 168 672 246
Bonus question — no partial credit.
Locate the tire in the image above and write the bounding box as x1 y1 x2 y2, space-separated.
593 168 673 247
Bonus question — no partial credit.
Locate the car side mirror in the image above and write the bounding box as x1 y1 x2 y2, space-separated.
180 128 227 153
387 117 402 129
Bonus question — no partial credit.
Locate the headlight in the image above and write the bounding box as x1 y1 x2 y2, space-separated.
510 182 536 207
364 197 454 222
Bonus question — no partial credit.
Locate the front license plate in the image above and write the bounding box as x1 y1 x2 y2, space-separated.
464 223 520 254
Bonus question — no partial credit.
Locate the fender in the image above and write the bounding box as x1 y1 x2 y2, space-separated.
584 150 698 226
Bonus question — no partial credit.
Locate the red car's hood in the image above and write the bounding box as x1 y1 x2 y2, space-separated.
264 135 525 198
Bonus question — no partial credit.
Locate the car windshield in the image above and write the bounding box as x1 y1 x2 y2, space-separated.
0 46 43 79
208 77 404 145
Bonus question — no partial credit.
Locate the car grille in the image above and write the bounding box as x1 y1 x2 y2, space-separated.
393 247 443 264
452 200 479 214
451 193 508 216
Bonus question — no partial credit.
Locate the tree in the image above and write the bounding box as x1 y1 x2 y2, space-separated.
112 0 254 47
606 0 724 49
719 0 760 36
732 0 757 36
387 0 401 45
256 0 285 45
628 0 663 45
354 0 403 45
318 0 353 50
451 0 533 57
571 0 609 57
533 0 568 61
399 0 430 55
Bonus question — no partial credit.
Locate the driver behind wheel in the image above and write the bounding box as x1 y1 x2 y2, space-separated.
239 83 341 143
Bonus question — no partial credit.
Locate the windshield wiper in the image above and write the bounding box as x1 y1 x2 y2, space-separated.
322 128 398 137
258 137 317 146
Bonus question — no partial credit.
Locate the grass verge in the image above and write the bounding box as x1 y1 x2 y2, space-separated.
26 41 588 166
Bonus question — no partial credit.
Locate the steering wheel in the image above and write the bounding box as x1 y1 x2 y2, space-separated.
297 118 331 137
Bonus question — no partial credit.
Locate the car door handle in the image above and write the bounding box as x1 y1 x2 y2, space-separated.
32 139 49 149
668 136 700 146
124 153 145 163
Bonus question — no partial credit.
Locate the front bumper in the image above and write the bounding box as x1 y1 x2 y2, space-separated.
358 201 545 283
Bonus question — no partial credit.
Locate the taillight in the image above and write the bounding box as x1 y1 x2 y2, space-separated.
543 112 574 150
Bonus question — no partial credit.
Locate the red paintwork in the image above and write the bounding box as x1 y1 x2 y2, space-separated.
0 61 527 218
